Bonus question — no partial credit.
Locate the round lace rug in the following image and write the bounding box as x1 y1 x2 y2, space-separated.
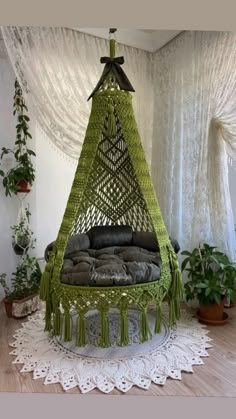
9 305 212 394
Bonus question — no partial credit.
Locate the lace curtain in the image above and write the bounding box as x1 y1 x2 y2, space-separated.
1 26 154 166
152 31 236 259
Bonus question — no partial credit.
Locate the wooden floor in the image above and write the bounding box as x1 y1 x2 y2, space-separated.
0 303 236 397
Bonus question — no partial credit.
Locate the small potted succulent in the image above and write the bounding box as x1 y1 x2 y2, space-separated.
0 78 35 197
0 255 41 318
181 243 236 325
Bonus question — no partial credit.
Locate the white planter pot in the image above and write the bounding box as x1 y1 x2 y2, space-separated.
12 294 40 318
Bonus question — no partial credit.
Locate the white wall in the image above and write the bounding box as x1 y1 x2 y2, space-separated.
0 45 23 296
34 125 76 257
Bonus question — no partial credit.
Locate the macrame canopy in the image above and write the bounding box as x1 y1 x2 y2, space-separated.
40 29 183 347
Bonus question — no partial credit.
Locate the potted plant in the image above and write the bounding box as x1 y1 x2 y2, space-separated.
181 243 236 325
11 208 35 255
0 78 35 197
0 255 41 318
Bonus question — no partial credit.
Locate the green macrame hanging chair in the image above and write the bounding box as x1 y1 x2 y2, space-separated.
40 29 183 347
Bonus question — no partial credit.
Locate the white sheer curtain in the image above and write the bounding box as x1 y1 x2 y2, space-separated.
152 31 236 259
1 26 154 166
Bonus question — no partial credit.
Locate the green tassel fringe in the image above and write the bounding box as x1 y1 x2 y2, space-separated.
106 104 117 137
99 308 110 347
120 308 129 346
51 293 61 335
140 307 152 343
76 312 86 347
60 316 64 339
64 311 72 342
40 270 50 301
53 307 61 336
169 299 176 327
45 300 52 332
168 249 184 327
155 303 162 333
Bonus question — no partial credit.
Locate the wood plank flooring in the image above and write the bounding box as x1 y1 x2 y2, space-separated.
0 303 236 397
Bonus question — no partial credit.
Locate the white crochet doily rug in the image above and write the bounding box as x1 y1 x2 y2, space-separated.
9 305 212 394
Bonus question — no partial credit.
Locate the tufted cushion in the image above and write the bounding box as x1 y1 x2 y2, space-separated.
126 262 161 284
60 245 162 286
45 226 180 287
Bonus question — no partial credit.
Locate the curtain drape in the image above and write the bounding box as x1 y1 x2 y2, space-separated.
152 31 236 259
1 26 154 166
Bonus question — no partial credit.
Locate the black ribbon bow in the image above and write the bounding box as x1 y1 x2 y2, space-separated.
87 56 135 100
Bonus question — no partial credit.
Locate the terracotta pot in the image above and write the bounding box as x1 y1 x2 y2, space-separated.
16 179 31 193
2 294 40 319
199 298 225 321
3 298 13 318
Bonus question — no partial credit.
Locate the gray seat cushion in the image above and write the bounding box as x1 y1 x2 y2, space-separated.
44 225 180 287
60 245 162 287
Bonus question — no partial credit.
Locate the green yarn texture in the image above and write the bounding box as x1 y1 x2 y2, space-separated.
40 41 183 347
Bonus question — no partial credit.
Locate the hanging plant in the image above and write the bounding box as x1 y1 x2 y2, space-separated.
11 207 35 255
0 78 35 197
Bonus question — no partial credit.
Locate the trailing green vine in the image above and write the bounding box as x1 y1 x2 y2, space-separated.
0 78 35 197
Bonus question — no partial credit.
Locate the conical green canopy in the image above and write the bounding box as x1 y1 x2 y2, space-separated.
40 34 183 347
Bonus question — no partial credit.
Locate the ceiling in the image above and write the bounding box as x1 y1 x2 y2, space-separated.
0 28 182 54
73 28 182 52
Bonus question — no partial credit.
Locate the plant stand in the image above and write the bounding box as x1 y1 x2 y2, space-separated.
0 77 39 314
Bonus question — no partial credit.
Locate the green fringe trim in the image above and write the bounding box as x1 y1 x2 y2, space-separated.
51 293 61 335
120 308 129 346
64 310 72 342
53 306 61 336
106 104 117 137
76 312 87 347
99 308 110 347
45 300 52 332
60 315 64 339
169 299 176 327
140 307 152 343
168 249 184 327
155 302 162 333
40 270 50 301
